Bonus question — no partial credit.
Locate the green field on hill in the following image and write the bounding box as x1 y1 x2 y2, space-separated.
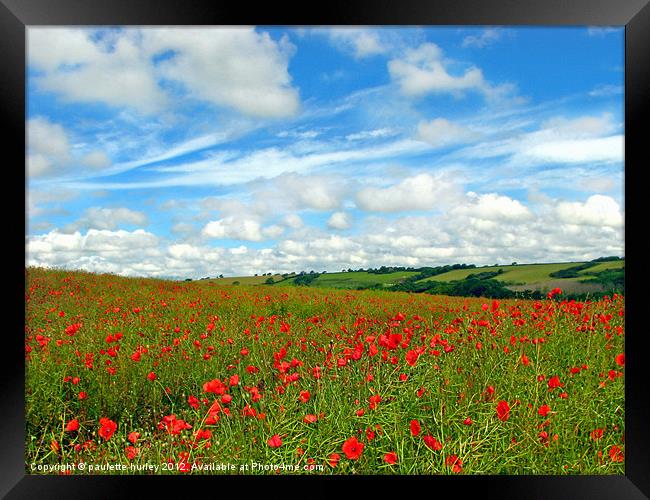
419 263 584 285
205 259 623 298
276 271 418 289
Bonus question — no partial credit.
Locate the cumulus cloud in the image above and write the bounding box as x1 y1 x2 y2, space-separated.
356 173 463 212
451 192 533 221
29 27 301 118
26 190 624 279
27 117 71 177
327 212 352 230
322 28 387 59
29 28 167 114
143 28 300 118
388 42 515 101
283 213 304 228
416 118 477 148
555 195 623 227
27 229 161 275
62 207 148 232
202 218 264 241
80 151 112 170
27 117 112 178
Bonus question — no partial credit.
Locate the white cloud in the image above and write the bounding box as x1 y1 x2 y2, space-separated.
143 28 300 118
462 29 501 49
555 195 623 227
459 112 624 166
29 27 301 119
62 207 148 232
26 190 624 278
171 222 196 234
356 173 463 212
523 135 623 164
283 213 304 228
588 84 623 97
27 117 71 177
29 28 167 115
578 176 616 193
327 212 352 230
202 217 264 241
27 117 112 178
345 128 397 141
68 138 431 190
277 174 346 211
262 225 285 239
387 43 514 101
416 118 477 147
81 151 112 169
587 27 621 37
451 192 533 221
323 28 387 59
539 113 617 137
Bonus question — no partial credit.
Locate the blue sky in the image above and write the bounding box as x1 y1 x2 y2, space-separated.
26 26 624 278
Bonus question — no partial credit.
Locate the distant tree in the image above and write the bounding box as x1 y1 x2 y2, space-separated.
512 262 517 266
265 277 274 284
219 274 224 278
232 281 240 285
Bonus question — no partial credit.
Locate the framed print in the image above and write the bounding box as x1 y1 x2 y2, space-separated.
4 0 649 497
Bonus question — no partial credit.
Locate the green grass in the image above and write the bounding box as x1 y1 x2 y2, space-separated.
577 261 624 275
277 271 419 289
419 263 587 285
209 274 287 285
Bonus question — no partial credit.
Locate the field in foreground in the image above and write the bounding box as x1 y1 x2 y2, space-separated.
25 268 625 475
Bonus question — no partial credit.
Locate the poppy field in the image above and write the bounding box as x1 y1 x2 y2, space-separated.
25 267 625 475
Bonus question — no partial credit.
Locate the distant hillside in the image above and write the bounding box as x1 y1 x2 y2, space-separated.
203 258 624 299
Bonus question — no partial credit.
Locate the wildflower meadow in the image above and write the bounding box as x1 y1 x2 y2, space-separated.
25 267 625 475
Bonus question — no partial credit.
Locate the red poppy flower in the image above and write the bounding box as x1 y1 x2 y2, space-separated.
591 428 603 441
98 417 117 441
463 417 473 425
65 419 79 432
615 353 625 366
128 431 140 444
538 404 551 417
423 435 443 451
125 446 140 460
328 453 341 468
299 390 310 403
410 419 421 436
445 454 463 473
496 400 510 421
609 445 624 462
267 434 282 448
304 414 318 424
548 375 563 389
342 436 364 460
384 451 398 464
147 371 156 381
369 394 382 410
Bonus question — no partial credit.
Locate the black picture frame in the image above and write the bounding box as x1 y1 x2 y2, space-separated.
5 0 649 498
